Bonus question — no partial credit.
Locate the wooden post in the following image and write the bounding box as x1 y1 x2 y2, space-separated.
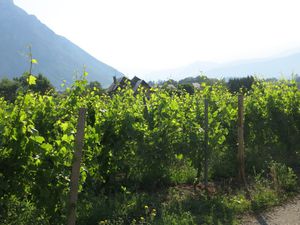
237 94 246 185
204 98 209 190
195 99 201 190
67 108 86 225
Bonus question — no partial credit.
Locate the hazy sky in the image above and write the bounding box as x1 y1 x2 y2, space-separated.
14 0 300 74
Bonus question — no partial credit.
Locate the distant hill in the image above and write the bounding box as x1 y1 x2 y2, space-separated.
0 0 123 87
142 53 300 82
206 54 300 79
142 61 219 81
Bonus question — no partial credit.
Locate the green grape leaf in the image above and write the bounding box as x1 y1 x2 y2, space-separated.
60 122 69 132
31 135 45 144
175 153 183 160
41 143 53 152
31 58 38 64
62 134 73 143
27 75 37 85
62 134 69 142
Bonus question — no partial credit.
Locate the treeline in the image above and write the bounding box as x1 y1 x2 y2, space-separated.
150 75 300 94
0 73 104 102
0 73 54 101
2 73 299 101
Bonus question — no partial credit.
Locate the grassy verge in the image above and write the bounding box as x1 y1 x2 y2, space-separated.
1 162 298 225
76 162 299 225
77 181 298 224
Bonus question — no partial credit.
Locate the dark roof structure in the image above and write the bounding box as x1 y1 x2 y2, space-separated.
107 76 151 94
107 76 130 93
131 76 141 86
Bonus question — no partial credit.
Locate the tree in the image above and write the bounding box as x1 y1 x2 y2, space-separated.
178 83 195 94
227 76 254 93
179 75 218 86
87 81 104 94
0 74 54 102
0 78 19 101
14 73 54 94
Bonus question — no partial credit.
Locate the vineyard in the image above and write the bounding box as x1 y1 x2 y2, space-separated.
0 76 299 225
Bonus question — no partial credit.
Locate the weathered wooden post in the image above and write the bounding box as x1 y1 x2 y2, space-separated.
237 94 246 185
204 98 209 190
67 108 86 225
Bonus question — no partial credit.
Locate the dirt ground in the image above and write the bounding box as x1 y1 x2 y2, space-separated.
240 195 300 225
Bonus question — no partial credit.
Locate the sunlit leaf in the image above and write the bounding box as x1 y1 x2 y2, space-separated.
41 143 52 152
175 154 183 160
31 58 38 64
60 122 68 132
27 75 37 85
31 135 45 144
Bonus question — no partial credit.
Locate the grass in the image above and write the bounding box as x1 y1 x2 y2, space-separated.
76 165 299 225
77 186 241 225
2 179 298 225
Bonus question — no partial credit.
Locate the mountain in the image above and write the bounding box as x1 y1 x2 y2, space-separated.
0 0 122 87
206 54 300 79
141 53 300 82
141 61 219 81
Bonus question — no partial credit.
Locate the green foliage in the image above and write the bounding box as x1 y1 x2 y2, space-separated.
0 75 89 224
249 166 297 211
251 186 279 211
0 77 19 101
77 187 242 225
15 73 54 94
0 195 50 225
245 80 300 171
0 74 299 223
269 161 298 192
0 74 54 101
178 83 195 94
87 81 104 95
179 75 219 86
227 76 254 93
159 211 195 225
27 74 37 85
31 58 38 64
225 194 251 214
169 160 197 184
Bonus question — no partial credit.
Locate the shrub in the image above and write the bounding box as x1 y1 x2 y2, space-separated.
269 161 298 192
169 159 197 184
225 194 251 214
0 195 50 225
251 186 279 211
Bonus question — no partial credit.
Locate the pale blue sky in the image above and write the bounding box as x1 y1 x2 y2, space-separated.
14 0 300 74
